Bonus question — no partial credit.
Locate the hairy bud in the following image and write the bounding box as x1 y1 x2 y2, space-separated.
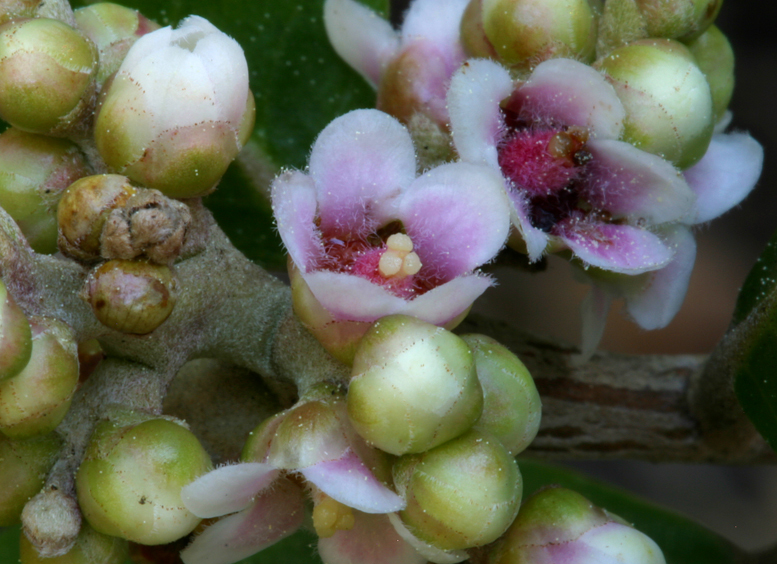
21 489 82 558
0 317 79 438
348 315 483 456
76 415 212 545
20 522 128 564
393 429 522 551
0 18 97 135
462 334 541 456
596 38 714 169
82 260 177 335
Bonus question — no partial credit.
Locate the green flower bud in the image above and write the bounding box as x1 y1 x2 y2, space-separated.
0 278 31 382
637 0 722 42
461 334 541 456
348 315 483 456
490 486 666 564
394 429 522 551
480 0 597 69
82 260 177 335
0 433 60 526
20 522 128 564
0 18 97 135
76 415 212 545
597 38 714 168
74 2 160 85
461 0 499 59
0 128 88 253
0 0 39 25
0 317 79 438
686 24 733 122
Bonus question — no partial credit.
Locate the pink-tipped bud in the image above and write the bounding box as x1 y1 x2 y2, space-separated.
490 486 666 564
462 334 542 456
0 128 88 254
393 429 522 551
76 414 212 545
0 317 79 439
348 315 483 456
0 18 97 135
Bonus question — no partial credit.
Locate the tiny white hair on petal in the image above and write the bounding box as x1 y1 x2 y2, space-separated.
401 0 468 59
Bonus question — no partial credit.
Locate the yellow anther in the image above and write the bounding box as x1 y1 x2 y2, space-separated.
379 251 403 276
386 232 413 252
402 252 422 275
379 234 423 279
313 495 355 538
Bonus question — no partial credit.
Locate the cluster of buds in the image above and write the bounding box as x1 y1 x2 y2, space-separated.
325 0 762 357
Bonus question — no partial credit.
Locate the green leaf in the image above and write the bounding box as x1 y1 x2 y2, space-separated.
733 228 777 324
0 525 21 562
518 459 750 564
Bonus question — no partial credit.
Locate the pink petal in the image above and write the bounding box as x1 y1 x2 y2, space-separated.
301 449 405 514
578 285 613 362
399 162 510 280
684 132 763 224
271 170 324 272
624 225 696 330
556 220 673 274
303 270 409 322
181 463 279 519
309 110 416 237
402 274 493 326
579 522 666 563
180 479 305 564
447 59 514 169
324 0 400 88
505 58 625 140
506 188 550 262
584 139 695 225
401 0 468 67
318 512 426 564
387 513 468 564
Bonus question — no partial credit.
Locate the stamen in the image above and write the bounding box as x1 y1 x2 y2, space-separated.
313 495 355 538
386 232 413 252
379 251 403 276
378 234 423 278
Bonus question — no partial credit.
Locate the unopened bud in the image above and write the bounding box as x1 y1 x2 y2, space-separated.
348 315 483 456
82 260 177 335
0 0 39 24
394 429 522 551
94 16 250 198
21 489 81 558
490 486 666 564
57 174 138 263
74 2 160 85
76 415 212 545
0 128 88 253
637 0 721 42
596 38 714 169
460 0 499 59
0 317 79 439
20 522 128 564
0 18 97 135
479 0 597 69
686 24 733 122
0 278 32 382
462 334 541 456
0 433 60 526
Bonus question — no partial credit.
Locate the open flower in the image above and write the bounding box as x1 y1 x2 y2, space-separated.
447 58 762 356
324 0 468 130
271 109 510 362
180 386 407 564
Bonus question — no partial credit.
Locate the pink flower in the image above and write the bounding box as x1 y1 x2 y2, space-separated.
324 0 468 128
271 109 510 362
447 58 762 355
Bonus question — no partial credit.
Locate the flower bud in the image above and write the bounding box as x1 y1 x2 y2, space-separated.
0 317 79 438
637 0 721 42
0 0 39 25
0 278 32 382
596 38 714 169
490 486 666 564
57 174 138 263
0 18 97 135
461 334 541 456
393 429 522 551
479 0 597 69
0 128 88 253
74 2 160 85
20 522 128 564
460 0 499 59
686 24 733 122
22 489 81 557
347 315 483 456
82 260 177 335
94 16 250 198
76 415 212 545
0 433 60 526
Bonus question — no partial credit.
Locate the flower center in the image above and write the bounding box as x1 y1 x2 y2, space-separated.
313 494 355 538
377 233 422 278
498 122 593 232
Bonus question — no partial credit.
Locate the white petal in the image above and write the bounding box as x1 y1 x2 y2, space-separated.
181 463 279 519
